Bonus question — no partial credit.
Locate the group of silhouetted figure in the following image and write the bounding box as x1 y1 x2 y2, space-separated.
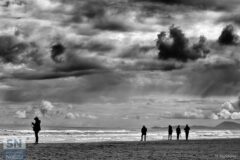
141 124 190 142
168 125 190 141
31 117 191 144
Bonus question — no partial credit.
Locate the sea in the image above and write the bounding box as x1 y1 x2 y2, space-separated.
0 129 240 143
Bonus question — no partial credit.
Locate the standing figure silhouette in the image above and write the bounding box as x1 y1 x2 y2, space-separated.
168 125 173 140
176 125 181 140
184 124 190 141
32 117 41 144
141 125 147 142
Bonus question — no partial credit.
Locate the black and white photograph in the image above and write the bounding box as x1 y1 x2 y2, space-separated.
0 0 240 159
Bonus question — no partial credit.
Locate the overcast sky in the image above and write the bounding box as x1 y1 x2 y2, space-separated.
0 0 240 128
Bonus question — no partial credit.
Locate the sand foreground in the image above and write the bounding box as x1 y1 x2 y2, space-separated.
1 139 240 160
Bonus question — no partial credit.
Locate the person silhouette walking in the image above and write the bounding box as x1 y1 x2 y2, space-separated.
184 124 190 140
32 117 41 144
168 125 173 140
176 125 181 140
141 125 147 142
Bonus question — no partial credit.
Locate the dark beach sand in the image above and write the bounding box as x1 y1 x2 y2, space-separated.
1 139 240 160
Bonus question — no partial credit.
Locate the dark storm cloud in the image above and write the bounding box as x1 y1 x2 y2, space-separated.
0 54 107 81
81 1 106 19
62 0 133 32
91 12 134 32
9 69 105 80
0 35 44 65
76 40 115 52
131 0 240 11
0 35 27 63
0 35 107 81
139 23 240 97
3 71 132 103
218 15 240 26
156 25 210 62
0 33 107 80
3 0 240 105
115 43 186 71
30 0 133 33
67 0 106 23
54 53 105 73
218 24 239 45
51 43 65 63
94 19 132 32
119 44 155 59
179 24 240 97
135 60 184 71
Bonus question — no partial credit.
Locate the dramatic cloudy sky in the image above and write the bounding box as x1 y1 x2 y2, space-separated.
1 0 240 129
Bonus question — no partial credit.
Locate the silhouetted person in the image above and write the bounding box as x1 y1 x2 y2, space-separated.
176 125 181 140
168 125 173 140
32 117 41 144
141 125 147 142
184 125 190 141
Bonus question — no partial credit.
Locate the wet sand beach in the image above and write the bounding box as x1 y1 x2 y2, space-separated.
1 139 240 160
